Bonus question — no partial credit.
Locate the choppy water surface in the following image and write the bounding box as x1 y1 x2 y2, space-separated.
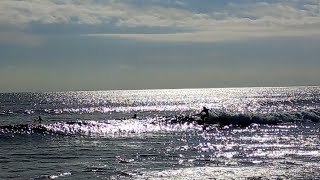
1 87 320 179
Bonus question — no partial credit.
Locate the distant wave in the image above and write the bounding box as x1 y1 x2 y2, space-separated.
1 109 319 136
0 120 201 136
203 109 320 126
0 105 195 116
160 109 320 127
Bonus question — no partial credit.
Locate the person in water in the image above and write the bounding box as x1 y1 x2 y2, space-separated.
197 106 210 122
132 114 137 119
200 107 210 117
34 116 43 124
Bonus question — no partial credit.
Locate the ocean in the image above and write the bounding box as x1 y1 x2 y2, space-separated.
1 86 320 179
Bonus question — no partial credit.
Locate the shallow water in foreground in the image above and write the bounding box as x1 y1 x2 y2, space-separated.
1 122 320 179
1 87 320 179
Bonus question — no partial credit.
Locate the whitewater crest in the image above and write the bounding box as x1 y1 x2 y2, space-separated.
0 119 202 136
0 109 319 136
202 109 320 126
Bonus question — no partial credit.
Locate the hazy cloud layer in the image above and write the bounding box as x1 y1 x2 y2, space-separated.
1 0 320 91
1 0 320 43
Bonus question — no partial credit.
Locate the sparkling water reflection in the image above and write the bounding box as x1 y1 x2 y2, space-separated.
0 87 320 179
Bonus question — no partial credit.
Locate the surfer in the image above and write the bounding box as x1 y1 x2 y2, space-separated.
132 114 137 119
200 107 210 117
196 106 210 123
34 116 43 124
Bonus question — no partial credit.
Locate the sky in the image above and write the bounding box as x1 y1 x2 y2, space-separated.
0 0 320 92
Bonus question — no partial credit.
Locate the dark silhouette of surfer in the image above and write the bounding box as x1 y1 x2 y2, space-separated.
132 114 137 119
34 116 43 123
197 107 210 123
200 107 210 117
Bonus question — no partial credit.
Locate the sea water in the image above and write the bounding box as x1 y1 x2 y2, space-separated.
0 86 320 179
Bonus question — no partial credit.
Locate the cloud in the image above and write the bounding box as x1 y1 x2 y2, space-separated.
89 27 320 43
0 0 194 28
0 0 320 43
91 1 320 42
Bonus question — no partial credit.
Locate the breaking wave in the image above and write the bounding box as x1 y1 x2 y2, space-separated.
1 109 319 136
0 119 202 137
203 109 320 126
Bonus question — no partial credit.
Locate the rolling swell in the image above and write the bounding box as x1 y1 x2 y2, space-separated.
164 109 320 127
1 109 320 136
0 124 52 135
205 109 320 126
